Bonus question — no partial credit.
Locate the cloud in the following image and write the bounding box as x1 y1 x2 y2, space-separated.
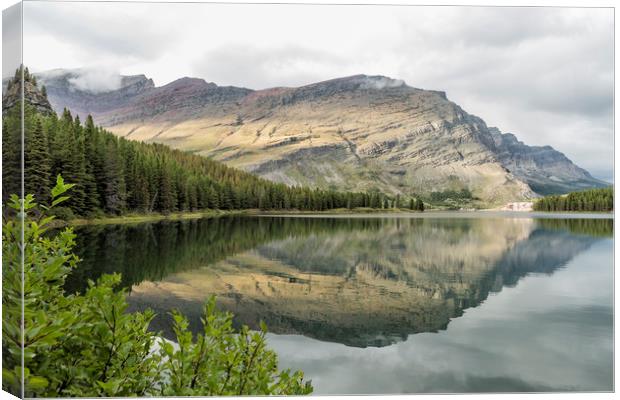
403 7 578 49
36 67 124 94
194 45 348 90
23 2 176 62
67 68 123 93
360 76 405 90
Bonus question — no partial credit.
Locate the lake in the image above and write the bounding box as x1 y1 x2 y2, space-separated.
69 213 614 394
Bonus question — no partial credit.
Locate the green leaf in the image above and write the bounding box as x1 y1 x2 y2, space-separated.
51 175 66 198
50 174 75 200
28 376 49 390
51 196 70 207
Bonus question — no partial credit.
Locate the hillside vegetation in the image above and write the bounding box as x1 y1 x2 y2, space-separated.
3 70 416 219
533 187 613 212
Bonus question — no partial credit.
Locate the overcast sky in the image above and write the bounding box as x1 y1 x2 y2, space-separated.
11 2 615 181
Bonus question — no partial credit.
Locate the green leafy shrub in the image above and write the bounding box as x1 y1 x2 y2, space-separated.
2 175 313 397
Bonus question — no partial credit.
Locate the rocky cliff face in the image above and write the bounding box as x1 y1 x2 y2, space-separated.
489 127 606 195
2 77 54 116
35 69 155 120
34 70 606 203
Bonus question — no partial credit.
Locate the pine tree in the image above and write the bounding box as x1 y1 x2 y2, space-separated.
69 121 88 213
158 165 175 214
103 140 126 215
82 116 102 212
416 199 425 212
220 184 234 210
207 186 219 209
24 116 51 202
2 109 22 202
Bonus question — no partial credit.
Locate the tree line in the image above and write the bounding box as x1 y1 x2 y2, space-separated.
2 73 425 218
533 187 613 212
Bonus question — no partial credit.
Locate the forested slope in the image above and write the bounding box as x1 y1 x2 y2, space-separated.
3 69 397 218
533 187 613 212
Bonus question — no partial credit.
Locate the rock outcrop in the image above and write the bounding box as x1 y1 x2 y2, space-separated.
2 76 54 116
34 70 607 204
33 69 155 120
489 127 606 195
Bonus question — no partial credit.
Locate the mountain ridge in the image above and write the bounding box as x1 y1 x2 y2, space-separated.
33 69 608 204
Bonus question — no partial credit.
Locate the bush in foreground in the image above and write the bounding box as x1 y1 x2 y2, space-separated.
2 176 313 397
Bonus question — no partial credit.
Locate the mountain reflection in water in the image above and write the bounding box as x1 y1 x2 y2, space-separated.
70 215 612 348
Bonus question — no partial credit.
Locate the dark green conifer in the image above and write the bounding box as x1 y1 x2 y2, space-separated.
24 116 51 202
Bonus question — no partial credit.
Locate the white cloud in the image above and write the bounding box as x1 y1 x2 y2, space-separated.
67 68 123 93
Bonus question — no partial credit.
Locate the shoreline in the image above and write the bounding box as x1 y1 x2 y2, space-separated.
62 208 614 227
65 207 424 226
64 209 252 227
252 210 614 220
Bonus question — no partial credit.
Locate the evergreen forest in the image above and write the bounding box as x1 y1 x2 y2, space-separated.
2 71 422 219
533 187 613 212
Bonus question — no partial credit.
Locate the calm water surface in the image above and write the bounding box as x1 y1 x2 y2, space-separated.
70 214 614 394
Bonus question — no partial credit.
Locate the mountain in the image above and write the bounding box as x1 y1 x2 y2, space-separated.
35 69 607 205
3 72 376 217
